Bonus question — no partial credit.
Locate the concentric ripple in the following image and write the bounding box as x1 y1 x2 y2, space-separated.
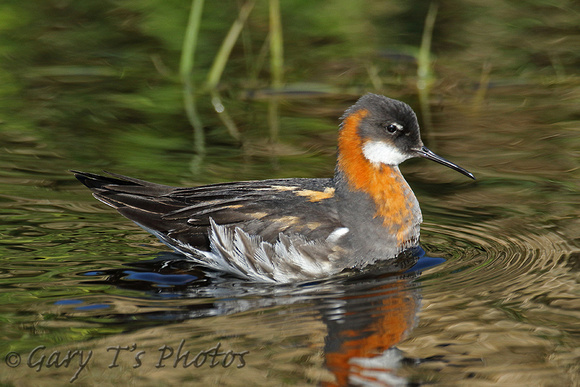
420 219 575 293
395 216 579 385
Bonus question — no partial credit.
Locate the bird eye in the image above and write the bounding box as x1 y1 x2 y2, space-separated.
385 124 398 134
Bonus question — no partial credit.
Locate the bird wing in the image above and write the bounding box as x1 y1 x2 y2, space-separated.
74 170 344 248
74 171 348 281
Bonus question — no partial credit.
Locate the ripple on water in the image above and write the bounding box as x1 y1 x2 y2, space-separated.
421 219 575 292
396 218 579 385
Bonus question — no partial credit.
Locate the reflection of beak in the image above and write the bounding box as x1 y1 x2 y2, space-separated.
413 146 475 179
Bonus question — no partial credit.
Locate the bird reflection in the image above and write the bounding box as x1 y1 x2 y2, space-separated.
320 270 419 386
79 247 442 386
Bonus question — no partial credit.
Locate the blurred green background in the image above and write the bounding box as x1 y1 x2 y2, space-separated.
1 0 577 185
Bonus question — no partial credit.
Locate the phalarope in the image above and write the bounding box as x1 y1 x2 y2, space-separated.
74 93 474 282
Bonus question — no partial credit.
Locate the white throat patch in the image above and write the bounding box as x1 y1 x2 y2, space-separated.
362 141 411 166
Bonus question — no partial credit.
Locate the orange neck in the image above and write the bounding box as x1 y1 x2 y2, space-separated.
337 109 417 244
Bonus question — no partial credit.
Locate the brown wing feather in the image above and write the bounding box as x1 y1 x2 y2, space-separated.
73 171 342 252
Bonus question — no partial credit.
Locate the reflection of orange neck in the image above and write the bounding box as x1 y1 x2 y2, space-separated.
323 279 416 387
338 110 417 245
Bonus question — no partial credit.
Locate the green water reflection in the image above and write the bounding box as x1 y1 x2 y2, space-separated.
0 0 578 385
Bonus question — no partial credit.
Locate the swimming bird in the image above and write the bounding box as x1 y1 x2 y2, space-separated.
73 93 474 283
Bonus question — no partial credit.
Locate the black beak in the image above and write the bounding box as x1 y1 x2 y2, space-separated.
414 146 475 179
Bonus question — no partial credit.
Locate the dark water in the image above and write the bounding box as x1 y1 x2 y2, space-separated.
1 1 578 386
